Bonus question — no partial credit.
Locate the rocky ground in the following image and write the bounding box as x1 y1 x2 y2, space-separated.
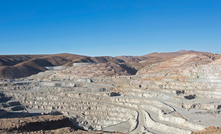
192 126 221 134
0 115 124 134
0 52 221 134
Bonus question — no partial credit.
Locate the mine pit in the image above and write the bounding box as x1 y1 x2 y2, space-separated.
1 53 221 133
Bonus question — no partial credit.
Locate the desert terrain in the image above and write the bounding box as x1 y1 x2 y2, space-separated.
0 50 221 134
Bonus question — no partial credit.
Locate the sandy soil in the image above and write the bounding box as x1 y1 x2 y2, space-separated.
192 126 221 134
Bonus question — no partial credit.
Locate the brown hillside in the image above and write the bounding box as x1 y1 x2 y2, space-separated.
0 51 214 79
0 60 47 79
0 53 88 79
0 55 46 66
0 53 126 79
90 56 124 63
136 53 216 77
117 50 213 70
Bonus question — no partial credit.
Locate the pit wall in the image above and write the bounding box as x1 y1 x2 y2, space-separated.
2 91 137 132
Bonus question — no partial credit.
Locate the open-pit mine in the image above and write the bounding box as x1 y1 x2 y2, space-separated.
0 51 221 134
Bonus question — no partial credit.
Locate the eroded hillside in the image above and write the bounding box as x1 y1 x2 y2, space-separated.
0 53 126 79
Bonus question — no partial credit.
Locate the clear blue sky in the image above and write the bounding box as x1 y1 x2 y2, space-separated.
0 0 220 56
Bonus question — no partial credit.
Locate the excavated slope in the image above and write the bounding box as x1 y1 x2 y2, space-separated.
29 63 137 81
136 53 213 75
0 114 124 134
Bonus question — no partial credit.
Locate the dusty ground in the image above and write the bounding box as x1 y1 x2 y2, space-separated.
192 126 221 134
0 115 124 134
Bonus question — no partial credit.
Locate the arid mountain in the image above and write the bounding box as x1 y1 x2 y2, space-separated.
0 51 214 79
136 53 214 76
0 60 47 79
144 50 197 58
0 53 125 79
90 56 124 64
135 53 221 85
116 50 213 70
115 56 146 63
0 55 46 66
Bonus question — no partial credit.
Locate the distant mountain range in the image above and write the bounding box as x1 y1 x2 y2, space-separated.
0 50 213 79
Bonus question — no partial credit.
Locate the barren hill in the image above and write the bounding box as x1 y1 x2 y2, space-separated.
116 50 207 70
0 51 214 79
116 50 199 63
0 53 126 79
0 55 46 66
136 53 214 75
